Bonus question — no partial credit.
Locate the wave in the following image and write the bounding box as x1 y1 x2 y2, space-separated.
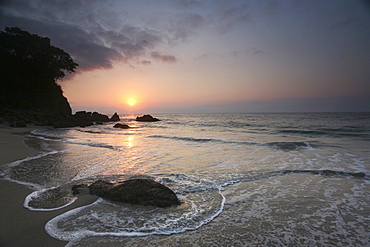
45 187 225 242
216 169 369 188
24 168 369 211
280 169 368 179
265 141 313 151
149 135 223 143
24 186 78 211
148 134 259 146
76 129 102 134
278 127 370 139
22 168 368 243
278 129 326 136
0 150 69 190
149 135 316 151
31 129 77 139
31 134 117 151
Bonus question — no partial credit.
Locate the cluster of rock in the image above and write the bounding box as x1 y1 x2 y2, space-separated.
136 114 160 122
112 114 162 129
0 109 163 129
53 111 120 128
0 109 121 128
72 178 181 207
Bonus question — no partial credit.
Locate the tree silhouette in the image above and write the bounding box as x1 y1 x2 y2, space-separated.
0 27 78 113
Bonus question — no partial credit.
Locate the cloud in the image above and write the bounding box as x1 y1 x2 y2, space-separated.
151 52 176 64
0 0 176 72
149 12 206 44
0 15 122 71
140 60 152 65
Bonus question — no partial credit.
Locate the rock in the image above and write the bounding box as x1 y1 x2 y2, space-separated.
52 111 111 128
88 179 181 207
91 112 110 122
74 111 91 120
110 112 120 122
52 115 92 128
113 123 130 129
136 114 160 122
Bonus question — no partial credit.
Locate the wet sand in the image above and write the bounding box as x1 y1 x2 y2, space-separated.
0 125 97 246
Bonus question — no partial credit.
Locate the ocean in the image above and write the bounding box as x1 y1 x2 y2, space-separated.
1 112 369 246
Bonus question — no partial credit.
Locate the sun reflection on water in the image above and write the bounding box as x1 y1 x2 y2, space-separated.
126 135 134 148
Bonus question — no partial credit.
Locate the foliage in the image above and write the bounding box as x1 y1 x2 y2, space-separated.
0 27 78 112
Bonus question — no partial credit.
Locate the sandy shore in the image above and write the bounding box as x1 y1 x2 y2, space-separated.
0 125 97 247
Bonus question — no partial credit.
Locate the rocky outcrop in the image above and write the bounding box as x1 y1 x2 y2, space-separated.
92 112 110 122
51 111 111 128
73 179 181 207
113 123 130 129
0 109 120 128
136 114 160 122
110 112 120 121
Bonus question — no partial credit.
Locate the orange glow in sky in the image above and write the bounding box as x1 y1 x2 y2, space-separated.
20 0 368 113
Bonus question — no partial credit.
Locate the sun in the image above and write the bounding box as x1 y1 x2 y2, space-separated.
127 98 136 107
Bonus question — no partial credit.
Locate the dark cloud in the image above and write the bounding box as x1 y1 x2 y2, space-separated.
0 15 122 71
140 60 152 66
151 52 176 63
0 0 177 72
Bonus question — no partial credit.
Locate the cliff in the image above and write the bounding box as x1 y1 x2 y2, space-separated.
0 27 75 126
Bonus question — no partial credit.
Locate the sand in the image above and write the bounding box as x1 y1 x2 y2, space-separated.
0 125 97 247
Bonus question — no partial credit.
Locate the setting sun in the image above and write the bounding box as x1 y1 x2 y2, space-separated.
127 98 136 107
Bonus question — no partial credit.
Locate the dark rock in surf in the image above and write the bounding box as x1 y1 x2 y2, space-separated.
91 112 110 122
52 111 110 128
113 123 130 129
53 115 92 128
110 112 120 122
136 114 160 122
88 179 181 207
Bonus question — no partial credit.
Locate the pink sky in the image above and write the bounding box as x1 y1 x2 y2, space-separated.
2 0 370 113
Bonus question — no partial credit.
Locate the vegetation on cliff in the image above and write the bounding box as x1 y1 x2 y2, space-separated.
0 27 78 116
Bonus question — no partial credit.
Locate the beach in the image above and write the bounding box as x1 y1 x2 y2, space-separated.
0 113 369 246
0 125 97 247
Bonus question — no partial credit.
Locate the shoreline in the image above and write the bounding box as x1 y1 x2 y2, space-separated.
0 125 97 247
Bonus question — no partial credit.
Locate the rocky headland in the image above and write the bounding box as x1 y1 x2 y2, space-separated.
0 27 123 129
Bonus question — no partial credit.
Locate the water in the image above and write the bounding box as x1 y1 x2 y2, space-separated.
1 112 369 246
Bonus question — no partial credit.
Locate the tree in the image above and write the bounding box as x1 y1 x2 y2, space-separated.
0 27 78 113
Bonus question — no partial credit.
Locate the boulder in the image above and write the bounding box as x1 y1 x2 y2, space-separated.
136 114 160 122
113 123 130 129
91 112 110 122
110 112 120 122
88 179 181 207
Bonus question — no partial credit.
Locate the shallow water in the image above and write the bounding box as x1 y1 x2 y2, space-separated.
1 113 369 246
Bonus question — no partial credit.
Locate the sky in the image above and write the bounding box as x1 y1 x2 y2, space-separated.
1 0 370 113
